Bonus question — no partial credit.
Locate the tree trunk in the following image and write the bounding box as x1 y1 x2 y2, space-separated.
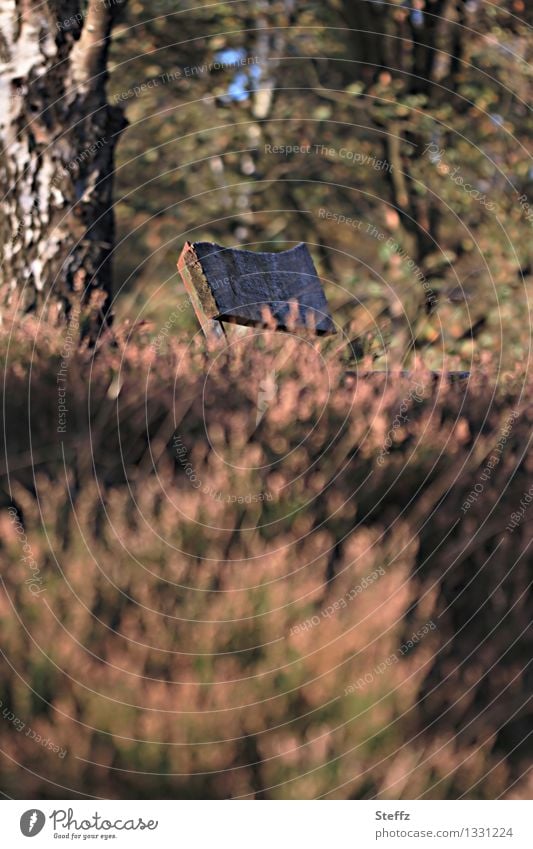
331 0 393 85
0 0 127 325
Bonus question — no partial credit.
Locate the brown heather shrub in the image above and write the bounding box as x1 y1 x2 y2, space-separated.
0 315 531 799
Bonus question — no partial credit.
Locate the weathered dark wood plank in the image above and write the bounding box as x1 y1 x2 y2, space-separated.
178 241 336 336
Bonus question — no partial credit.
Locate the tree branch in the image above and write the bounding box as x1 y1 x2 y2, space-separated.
70 0 124 94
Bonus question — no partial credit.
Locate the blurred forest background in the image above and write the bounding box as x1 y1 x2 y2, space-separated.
110 0 532 371
1 0 532 801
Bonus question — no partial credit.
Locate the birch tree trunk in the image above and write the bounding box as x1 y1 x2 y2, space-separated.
0 0 127 324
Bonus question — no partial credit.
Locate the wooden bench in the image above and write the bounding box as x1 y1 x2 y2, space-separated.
178 241 335 342
177 241 469 382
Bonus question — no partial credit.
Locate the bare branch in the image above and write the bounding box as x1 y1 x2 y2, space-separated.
70 0 124 94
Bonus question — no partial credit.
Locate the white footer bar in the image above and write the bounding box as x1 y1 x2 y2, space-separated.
3 800 532 848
